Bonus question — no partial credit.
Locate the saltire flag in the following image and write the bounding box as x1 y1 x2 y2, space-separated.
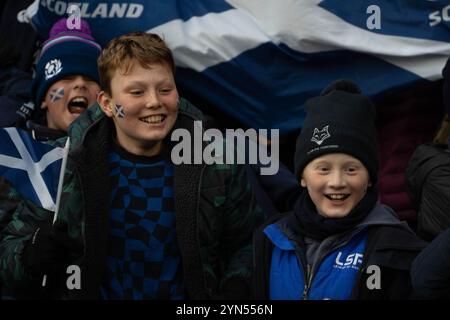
23 0 450 133
0 128 65 212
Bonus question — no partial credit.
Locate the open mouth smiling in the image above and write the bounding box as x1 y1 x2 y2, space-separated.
68 96 88 114
325 194 350 201
139 114 167 124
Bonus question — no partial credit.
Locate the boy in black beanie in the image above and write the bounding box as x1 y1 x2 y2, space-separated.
253 80 426 300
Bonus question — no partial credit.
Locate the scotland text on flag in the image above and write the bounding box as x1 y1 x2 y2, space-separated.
0 128 65 212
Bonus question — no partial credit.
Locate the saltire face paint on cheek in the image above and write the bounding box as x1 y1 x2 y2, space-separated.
50 88 64 102
115 104 125 118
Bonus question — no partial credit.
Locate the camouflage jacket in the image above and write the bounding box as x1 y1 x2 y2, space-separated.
0 98 264 299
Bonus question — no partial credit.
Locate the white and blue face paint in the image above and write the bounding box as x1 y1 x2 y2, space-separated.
50 87 64 102
114 104 125 118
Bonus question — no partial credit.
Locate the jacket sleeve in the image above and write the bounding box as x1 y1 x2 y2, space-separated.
0 183 51 289
411 228 450 299
247 161 300 214
0 161 83 293
54 161 84 244
219 163 266 298
354 225 427 300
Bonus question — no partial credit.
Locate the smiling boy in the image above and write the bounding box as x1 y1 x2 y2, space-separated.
96 50 178 157
253 80 426 300
1 32 264 300
300 153 371 219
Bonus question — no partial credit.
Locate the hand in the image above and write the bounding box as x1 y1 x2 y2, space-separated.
22 220 82 276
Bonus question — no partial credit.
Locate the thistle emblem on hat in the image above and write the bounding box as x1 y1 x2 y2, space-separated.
311 125 330 145
44 59 63 80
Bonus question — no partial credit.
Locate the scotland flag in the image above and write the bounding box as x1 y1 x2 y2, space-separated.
0 128 65 212
24 0 450 133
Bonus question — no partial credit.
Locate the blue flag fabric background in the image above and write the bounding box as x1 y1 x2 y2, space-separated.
0 128 64 211
24 0 450 133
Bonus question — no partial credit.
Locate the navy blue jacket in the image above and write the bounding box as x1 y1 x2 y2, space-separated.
411 228 450 299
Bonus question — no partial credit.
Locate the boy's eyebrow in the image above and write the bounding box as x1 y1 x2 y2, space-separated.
311 160 362 167
122 79 174 90
344 161 362 166
312 160 329 166
122 80 147 89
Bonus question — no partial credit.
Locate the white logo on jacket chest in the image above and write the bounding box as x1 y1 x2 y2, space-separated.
334 252 363 270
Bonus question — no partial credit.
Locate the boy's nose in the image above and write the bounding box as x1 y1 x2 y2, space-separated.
72 76 88 89
328 171 345 188
145 91 161 108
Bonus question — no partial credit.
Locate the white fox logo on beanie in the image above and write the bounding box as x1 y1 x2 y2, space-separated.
311 125 330 145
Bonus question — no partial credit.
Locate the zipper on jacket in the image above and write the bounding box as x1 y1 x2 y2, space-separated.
295 227 367 300
294 246 311 300
302 264 312 299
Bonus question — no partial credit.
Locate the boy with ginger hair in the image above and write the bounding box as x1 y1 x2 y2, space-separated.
1 32 264 300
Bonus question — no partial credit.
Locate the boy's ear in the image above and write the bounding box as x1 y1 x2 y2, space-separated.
300 178 306 188
97 91 114 118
